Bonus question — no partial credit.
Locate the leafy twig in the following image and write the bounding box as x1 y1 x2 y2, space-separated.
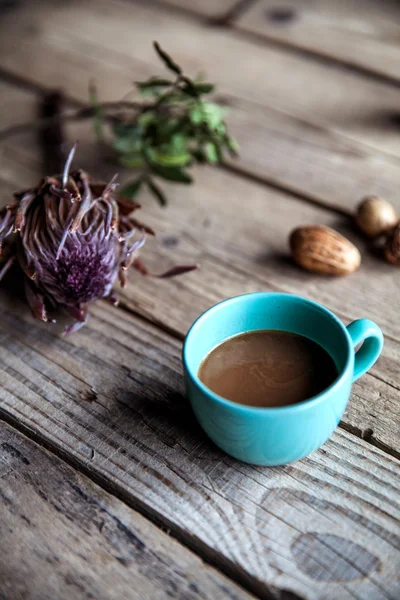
0 101 145 142
0 42 239 207
101 42 239 205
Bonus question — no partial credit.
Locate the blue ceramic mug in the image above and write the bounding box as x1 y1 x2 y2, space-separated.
182 293 383 466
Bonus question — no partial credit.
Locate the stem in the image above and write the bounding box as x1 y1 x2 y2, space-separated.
39 91 66 174
0 73 196 144
0 101 147 142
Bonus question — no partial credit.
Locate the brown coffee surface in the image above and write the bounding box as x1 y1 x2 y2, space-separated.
198 330 338 407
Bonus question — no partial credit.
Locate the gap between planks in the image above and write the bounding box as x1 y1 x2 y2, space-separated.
0 409 293 600
208 0 259 26
221 162 351 218
0 419 260 600
121 0 256 24
146 0 400 91
225 17 400 91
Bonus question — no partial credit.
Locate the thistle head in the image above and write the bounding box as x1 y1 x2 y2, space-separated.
0 146 173 333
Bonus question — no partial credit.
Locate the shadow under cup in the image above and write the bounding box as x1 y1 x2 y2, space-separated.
182 293 383 466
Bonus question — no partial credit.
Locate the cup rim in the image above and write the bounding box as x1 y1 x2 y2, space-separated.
182 292 353 414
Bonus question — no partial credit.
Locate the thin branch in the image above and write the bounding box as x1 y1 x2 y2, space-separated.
39 91 66 173
0 101 146 143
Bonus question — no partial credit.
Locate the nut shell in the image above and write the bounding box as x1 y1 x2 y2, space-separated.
356 196 398 238
384 223 400 265
290 225 361 276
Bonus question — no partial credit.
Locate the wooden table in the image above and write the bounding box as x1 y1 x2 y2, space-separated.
1 1 400 598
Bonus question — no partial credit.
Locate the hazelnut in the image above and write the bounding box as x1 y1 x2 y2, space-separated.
384 223 400 265
356 195 398 238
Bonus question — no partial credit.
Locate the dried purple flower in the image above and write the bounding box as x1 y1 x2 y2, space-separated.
0 145 196 333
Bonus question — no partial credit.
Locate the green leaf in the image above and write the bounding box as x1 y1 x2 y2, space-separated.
119 154 145 168
89 82 104 140
150 133 191 166
154 150 191 167
136 78 173 96
153 42 182 76
147 177 167 206
194 83 214 94
181 77 199 98
151 163 193 183
156 133 187 159
113 137 141 155
190 106 203 125
227 136 240 156
189 102 228 129
170 133 187 152
137 112 157 128
142 144 157 165
154 117 181 143
112 127 142 154
202 102 228 129
138 88 164 98
204 142 219 164
112 122 134 137
215 120 227 135
120 177 144 199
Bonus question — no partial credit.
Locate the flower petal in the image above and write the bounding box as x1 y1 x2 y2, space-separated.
24 279 48 322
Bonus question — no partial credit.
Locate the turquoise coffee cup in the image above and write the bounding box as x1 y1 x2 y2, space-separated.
182 293 383 466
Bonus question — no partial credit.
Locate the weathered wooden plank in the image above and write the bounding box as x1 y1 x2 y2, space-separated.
4 80 400 216
235 0 400 84
1 0 400 162
0 293 400 600
223 101 400 215
119 166 400 343
0 6 399 599
2 2 400 217
114 171 400 457
154 0 238 18
0 419 257 600
1 82 400 456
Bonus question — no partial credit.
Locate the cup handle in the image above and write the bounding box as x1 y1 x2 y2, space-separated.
346 319 384 382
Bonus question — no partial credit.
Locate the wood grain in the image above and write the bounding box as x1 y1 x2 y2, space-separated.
115 170 400 458
4 79 400 215
0 419 256 600
223 101 400 215
0 3 400 598
153 0 239 19
1 0 400 161
235 0 400 84
2 1 400 217
1 82 400 457
1 294 400 600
